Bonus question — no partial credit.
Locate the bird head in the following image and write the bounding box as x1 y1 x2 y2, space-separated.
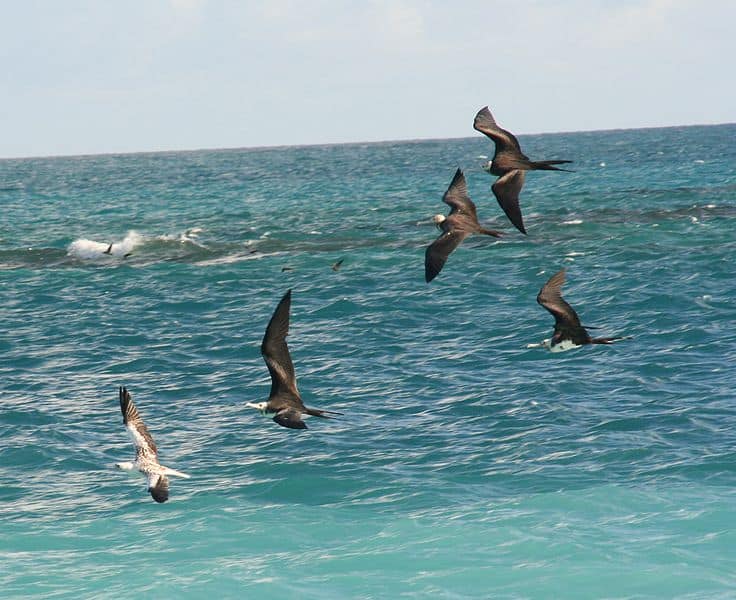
432 214 446 229
245 401 268 415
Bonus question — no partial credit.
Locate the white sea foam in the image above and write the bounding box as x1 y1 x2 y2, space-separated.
157 227 206 246
67 230 143 259
562 219 583 225
194 250 285 267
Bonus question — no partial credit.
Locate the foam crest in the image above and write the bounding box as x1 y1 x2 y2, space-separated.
157 227 207 247
67 230 143 259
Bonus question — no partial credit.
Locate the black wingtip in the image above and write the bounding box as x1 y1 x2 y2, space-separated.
446 168 467 199
473 106 495 131
119 386 130 422
474 105 491 119
148 487 169 503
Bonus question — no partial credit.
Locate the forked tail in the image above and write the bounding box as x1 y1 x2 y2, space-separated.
591 336 630 345
529 159 574 172
305 407 344 419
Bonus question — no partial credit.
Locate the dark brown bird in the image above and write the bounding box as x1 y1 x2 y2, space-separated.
530 268 627 352
246 289 342 429
474 106 572 234
331 258 344 271
425 168 502 283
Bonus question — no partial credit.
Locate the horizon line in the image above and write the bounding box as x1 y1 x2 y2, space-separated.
1 120 733 162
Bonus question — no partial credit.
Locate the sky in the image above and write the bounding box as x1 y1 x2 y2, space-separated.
2 0 735 158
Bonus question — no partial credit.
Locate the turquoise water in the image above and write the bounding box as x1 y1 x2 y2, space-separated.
1 124 736 598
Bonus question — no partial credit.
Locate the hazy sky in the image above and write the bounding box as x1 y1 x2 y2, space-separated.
2 0 734 158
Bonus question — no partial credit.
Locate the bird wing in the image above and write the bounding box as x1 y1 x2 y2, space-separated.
147 472 170 503
261 290 301 401
491 170 527 234
473 106 524 154
272 407 308 430
425 228 469 283
536 269 590 341
119 386 158 458
442 169 479 219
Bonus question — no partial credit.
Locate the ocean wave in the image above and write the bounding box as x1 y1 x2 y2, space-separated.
66 230 143 260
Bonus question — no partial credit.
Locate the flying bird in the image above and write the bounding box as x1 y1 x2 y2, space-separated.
529 268 628 352
245 289 342 429
103 243 113 255
473 106 572 234
331 258 345 271
425 168 502 283
115 386 190 502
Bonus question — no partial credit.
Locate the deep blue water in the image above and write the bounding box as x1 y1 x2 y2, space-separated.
1 124 736 599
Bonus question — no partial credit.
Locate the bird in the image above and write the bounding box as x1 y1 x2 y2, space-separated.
245 289 342 429
115 386 190 502
331 258 345 271
529 268 628 352
473 106 572 234
103 243 113 255
424 168 502 283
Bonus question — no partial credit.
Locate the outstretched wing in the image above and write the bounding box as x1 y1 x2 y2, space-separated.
491 170 527 234
119 386 157 458
536 269 591 343
261 290 300 401
147 472 170 503
442 169 478 219
473 106 524 154
425 229 469 283
273 408 307 430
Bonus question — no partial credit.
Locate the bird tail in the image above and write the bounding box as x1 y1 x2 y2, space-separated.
591 335 630 345
305 408 343 419
163 466 191 479
529 159 574 172
479 228 503 238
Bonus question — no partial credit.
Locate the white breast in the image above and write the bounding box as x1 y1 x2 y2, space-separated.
549 339 582 353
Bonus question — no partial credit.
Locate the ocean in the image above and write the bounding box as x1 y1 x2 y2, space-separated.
1 124 735 599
